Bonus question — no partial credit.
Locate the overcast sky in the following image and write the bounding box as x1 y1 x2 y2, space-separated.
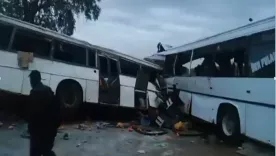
73 0 275 59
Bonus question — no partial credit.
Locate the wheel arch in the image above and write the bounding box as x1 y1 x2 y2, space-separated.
55 78 84 102
216 102 242 132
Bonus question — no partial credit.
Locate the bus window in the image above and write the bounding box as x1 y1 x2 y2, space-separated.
88 49 96 67
249 43 275 78
53 41 86 66
99 56 108 77
163 54 176 77
142 66 156 83
215 49 246 77
110 59 118 76
12 29 51 58
175 52 191 76
248 30 275 78
191 54 219 77
120 59 139 77
0 23 13 50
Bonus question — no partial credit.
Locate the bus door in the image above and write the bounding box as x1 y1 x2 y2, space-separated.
98 55 120 105
134 68 149 109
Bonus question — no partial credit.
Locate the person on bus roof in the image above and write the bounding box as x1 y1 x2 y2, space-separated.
28 70 61 156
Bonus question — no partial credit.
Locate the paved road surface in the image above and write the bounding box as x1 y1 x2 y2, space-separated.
0 122 240 156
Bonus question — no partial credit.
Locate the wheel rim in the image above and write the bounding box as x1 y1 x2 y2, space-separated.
222 113 235 136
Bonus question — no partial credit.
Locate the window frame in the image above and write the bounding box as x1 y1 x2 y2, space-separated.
109 58 119 77
174 51 193 77
88 48 97 68
52 40 88 67
247 30 275 78
98 54 109 76
119 58 140 78
11 27 53 60
0 21 15 51
163 54 177 78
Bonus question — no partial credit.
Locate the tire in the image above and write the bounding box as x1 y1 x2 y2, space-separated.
56 82 83 120
217 106 241 144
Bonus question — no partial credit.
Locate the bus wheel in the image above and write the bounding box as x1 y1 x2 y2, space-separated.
217 105 241 144
57 81 83 119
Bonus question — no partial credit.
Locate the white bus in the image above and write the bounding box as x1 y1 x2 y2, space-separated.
149 16 275 146
0 15 161 117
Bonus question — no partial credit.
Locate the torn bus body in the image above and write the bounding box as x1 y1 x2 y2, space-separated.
146 16 275 146
0 14 162 119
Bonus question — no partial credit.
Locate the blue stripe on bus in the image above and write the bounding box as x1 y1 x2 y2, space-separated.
168 87 275 109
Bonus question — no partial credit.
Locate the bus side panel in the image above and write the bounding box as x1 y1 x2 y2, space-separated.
178 91 192 115
245 104 275 146
119 75 135 108
21 70 51 95
147 82 159 108
165 77 175 92
86 80 99 103
191 94 219 123
49 75 86 101
0 50 24 94
175 77 246 133
191 93 246 133
148 91 158 108
177 77 274 107
0 50 18 68
0 66 24 94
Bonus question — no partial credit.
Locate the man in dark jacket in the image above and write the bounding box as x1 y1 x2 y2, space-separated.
28 70 61 156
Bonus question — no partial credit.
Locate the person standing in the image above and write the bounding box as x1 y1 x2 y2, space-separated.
28 70 61 156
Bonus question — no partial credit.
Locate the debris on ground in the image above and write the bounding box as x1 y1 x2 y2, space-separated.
128 126 133 132
20 130 30 139
75 123 90 130
238 146 243 150
96 122 113 129
154 142 168 148
133 126 167 136
76 143 81 147
116 122 130 128
174 121 189 131
137 150 146 154
63 133 69 140
58 125 65 130
162 150 174 156
190 140 195 144
8 125 14 130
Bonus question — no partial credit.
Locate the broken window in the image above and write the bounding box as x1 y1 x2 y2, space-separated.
88 49 96 67
0 23 13 50
12 29 51 58
191 38 248 77
190 52 219 77
110 59 118 76
120 59 140 77
163 54 176 77
142 66 157 83
53 41 86 66
175 52 191 76
214 49 247 77
99 56 108 77
248 30 275 78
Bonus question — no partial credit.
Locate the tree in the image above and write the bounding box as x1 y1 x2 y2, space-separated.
0 0 101 36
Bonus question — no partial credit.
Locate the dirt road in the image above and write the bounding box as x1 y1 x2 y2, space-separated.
0 122 240 156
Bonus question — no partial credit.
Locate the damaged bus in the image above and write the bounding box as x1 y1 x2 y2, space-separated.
0 15 161 117
150 16 275 146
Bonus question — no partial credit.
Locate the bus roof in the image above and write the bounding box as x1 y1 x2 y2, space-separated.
158 16 275 56
0 14 161 70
